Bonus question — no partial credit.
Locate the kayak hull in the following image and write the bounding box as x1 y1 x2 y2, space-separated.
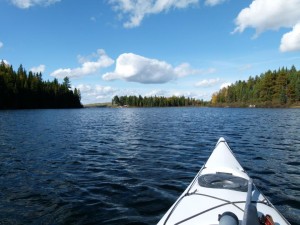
157 137 290 225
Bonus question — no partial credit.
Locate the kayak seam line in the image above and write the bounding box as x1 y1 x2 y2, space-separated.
191 193 244 212
174 202 229 225
162 168 205 225
174 200 268 225
162 195 186 225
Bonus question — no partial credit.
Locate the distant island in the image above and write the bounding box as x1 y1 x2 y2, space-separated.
0 61 82 109
211 66 300 108
110 66 300 108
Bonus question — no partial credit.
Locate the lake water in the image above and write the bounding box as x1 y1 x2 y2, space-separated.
0 108 299 225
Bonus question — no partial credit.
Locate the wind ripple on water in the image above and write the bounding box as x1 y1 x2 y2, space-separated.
0 108 299 224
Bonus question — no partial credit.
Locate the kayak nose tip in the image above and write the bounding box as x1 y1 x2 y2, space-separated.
218 137 226 143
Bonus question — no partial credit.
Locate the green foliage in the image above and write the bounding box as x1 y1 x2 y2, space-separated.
63 76 71 89
112 95 207 107
0 61 82 109
211 66 300 107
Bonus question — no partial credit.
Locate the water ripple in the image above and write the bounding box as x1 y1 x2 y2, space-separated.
0 108 299 224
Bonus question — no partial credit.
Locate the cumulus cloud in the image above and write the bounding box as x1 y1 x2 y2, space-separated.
51 49 114 79
220 82 231 89
233 0 300 35
145 89 168 97
233 0 300 52
1 59 10 65
75 84 117 103
109 0 198 28
0 41 3 48
30 64 45 73
280 22 300 52
77 83 214 103
145 89 210 100
195 78 221 87
205 0 226 6
102 53 206 84
10 0 61 8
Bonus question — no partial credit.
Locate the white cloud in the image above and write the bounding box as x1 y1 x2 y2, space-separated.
10 0 61 8
280 22 300 52
145 89 168 97
51 49 114 79
102 53 204 84
233 0 300 35
0 41 3 48
109 0 198 28
220 82 231 89
108 0 229 28
1 59 10 65
77 84 213 104
30 64 45 73
75 84 117 103
233 0 300 52
145 89 210 100
195 78 221 87
205 0 226 6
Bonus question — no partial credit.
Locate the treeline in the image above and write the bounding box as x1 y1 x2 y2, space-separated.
0 61 82 109
212 66 300 107
112 95 207 107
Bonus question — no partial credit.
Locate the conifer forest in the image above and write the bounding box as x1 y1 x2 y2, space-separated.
0 61 82 109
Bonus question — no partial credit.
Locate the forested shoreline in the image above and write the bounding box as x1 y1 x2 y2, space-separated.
211 66 300 107
111 66 300 108
2 61 299 109
112 95 207 107
0 61 82 109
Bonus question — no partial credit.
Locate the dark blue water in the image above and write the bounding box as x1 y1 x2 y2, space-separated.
0 108 299 225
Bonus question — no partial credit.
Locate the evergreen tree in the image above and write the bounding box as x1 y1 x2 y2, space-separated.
0 61 82 109
63 76 71 89
111 95 206 107
211 65 300 107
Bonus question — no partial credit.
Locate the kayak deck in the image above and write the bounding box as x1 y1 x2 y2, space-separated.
157 137 290 225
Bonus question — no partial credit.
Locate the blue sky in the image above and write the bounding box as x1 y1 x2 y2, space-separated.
1 0 300 104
